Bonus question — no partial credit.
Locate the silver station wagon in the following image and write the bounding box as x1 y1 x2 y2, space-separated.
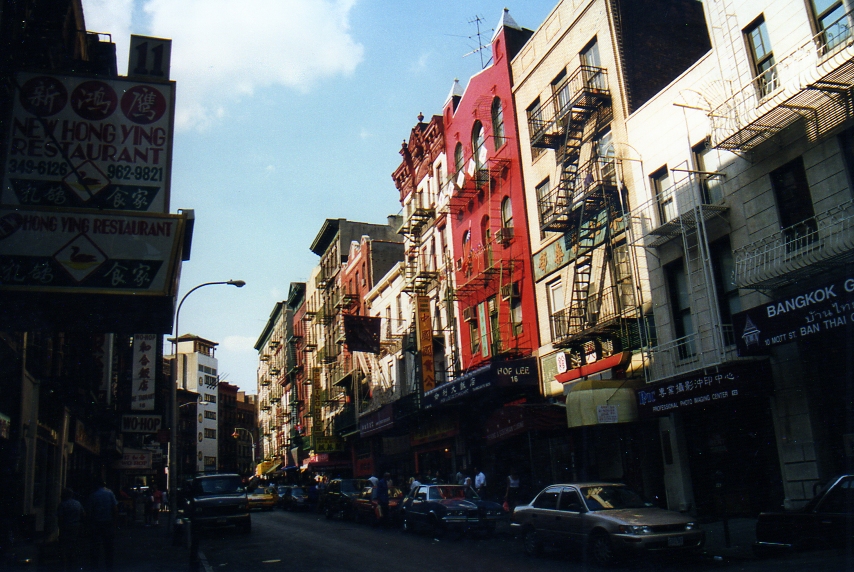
511 483 704 564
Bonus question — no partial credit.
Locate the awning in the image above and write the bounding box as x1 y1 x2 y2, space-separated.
554 352 632 384
304 453 351 471
483 405 566 444
255 460 281 477
422 357 538 409
565 379 641 428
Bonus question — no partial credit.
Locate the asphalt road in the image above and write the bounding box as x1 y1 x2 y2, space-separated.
193 509 853 572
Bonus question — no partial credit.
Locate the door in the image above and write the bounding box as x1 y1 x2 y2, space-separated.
558 487 588 546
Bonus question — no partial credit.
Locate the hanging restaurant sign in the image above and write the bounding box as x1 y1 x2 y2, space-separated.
732 275 854 355
416 295 436 392
422 358 538 409
0 206 186 295
131 334 157 411
4 72 175 213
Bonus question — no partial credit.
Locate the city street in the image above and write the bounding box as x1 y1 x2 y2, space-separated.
190 510 853 572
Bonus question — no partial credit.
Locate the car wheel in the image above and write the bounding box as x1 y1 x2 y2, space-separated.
589 532 615 565
523 529 542 557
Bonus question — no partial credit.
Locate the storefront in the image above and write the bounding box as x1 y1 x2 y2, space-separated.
635 362 780 516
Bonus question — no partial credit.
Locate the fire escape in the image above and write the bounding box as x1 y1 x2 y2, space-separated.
450 117 528 361
530 64 641 358
706 7 854 291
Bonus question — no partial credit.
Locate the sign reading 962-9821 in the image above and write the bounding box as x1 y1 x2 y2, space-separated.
3 72 175 213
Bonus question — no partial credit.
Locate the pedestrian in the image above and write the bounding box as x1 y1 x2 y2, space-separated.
57 488 85 571
87 478 118 570
455 471 464 485
475 468 486 495
409 474 422 493
376 472 390 526
143 486 154 526
504 470 521 512
463 474 473 488
151 484 163 525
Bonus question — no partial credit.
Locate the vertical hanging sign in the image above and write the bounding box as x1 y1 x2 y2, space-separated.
131 333 157 410
415 295 435 392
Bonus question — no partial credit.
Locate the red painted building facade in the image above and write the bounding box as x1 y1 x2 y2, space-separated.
444 11 539 371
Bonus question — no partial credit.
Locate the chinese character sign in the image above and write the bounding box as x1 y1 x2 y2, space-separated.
416 295 435 392
4 72 175 213
132 333 157 410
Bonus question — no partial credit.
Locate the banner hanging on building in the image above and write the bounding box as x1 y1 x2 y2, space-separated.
415 295 435 392
343 314 381 353
131 333 156 410
4 72 175 213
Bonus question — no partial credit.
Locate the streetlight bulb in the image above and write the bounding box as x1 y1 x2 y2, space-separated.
227 280 246 288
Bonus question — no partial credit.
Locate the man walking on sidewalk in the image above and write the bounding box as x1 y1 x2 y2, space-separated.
87 479 118 570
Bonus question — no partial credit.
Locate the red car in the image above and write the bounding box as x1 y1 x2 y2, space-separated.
352 485 404 524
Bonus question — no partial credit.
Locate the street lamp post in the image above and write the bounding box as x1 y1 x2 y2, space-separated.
231 427 257 475
168 280 245 531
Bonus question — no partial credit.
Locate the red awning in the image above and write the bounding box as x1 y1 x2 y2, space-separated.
483 405 565 444
554 351 632 384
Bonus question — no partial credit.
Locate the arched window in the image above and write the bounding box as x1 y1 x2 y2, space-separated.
501 197 514 228
481 216 491 244
454 143 464 175
472 121 486 171
491 97 505 150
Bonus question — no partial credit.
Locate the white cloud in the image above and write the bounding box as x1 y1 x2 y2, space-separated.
410 51 431 72
359 128 372 140
141 0 365 130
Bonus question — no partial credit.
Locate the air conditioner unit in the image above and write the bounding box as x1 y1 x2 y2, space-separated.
462 307 476 322
495 227 515 245
500 282 520 301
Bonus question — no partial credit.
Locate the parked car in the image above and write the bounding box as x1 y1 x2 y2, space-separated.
754 474 854 554
352 485 405 524
320 478 367 520
247 485 278 511
512 483 703 564
400 484 504 536
184 473 251 534
278 485 312 511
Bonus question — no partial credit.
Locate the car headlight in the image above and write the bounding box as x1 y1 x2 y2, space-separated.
619 525 653 534
685 522 698 530
486 510 503 516
447 510 466 517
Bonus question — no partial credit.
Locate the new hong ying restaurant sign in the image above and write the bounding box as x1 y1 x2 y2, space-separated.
732 275 854 355
0 207 186 294
4 72 175 213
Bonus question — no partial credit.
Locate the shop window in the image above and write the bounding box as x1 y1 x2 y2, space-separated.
665 259 695 358
491 97 505 150
770 157 817 253
744 16 778 98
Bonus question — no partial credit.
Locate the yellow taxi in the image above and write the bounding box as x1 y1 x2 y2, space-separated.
247 485 278 511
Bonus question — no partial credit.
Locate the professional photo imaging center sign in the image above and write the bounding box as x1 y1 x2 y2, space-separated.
0 206 185 294
732 275 854 355
4 72 175 212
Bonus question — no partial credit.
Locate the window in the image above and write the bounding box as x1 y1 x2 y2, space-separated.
710 238 741 345
770 157 817 252
810 0 849 54
510 298 523 337
469 315 480 355
526 97 546 159
501 197 513 229
665 259 695 358
548 279 565 341
454 142 464 175
744 17 778 98
536 177 553 231
594 130 615 184
651 166 674 224
472 121 486 172
533 487 561 509
692 140 723 203
559 488 584 512
581 39 604 90
491 97 505 150
488 295 500 354
552 69 570 116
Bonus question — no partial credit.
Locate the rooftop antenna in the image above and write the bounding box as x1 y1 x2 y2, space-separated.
462 14 491 69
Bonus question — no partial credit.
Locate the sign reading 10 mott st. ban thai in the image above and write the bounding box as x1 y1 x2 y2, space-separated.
3 70 175 213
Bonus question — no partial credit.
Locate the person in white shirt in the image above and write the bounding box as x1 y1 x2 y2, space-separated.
474 469 486 493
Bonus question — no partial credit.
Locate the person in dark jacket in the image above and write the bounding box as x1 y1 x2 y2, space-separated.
376 472 390 526
57 488 85 571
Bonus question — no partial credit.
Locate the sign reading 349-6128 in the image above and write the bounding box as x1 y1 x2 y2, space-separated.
3 72 175 213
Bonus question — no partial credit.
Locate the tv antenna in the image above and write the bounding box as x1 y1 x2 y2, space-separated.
462 14 492 69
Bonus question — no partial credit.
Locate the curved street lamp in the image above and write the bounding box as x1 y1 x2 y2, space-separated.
168 280 245 531
231 427 257 476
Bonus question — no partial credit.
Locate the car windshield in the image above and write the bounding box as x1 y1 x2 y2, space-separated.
194 476 245 496
292 487 305 495
340 481 361 493
434 486 477 500
580 485 654 510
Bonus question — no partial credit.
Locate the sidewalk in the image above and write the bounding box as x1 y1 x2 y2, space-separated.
700 517 757 560
23 520 195 572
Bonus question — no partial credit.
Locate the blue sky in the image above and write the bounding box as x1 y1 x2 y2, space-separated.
82 0 559 393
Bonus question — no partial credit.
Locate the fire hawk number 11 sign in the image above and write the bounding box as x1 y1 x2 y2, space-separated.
132 334 157 411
